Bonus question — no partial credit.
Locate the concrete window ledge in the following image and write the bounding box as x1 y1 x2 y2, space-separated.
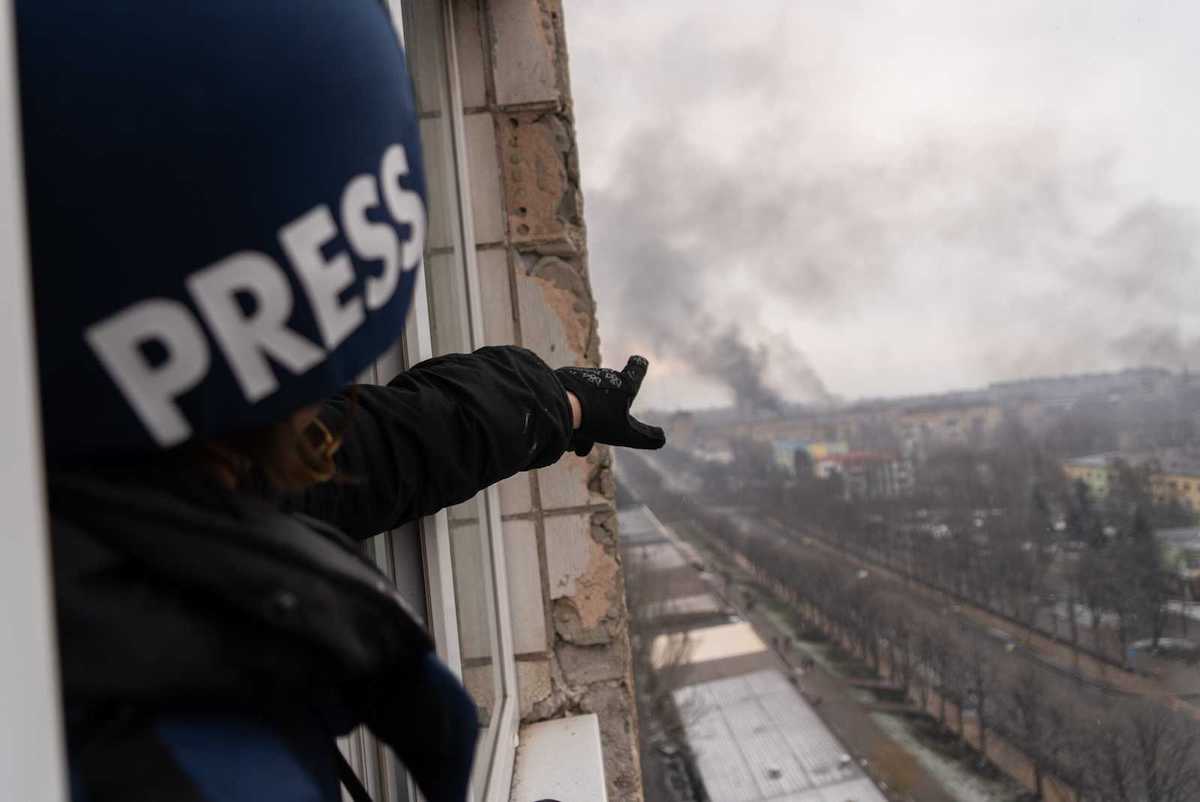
509 714 607 802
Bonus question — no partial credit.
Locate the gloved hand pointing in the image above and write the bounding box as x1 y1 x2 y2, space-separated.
555 356 667 457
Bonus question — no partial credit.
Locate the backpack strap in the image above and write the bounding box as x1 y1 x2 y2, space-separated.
335 744 376 802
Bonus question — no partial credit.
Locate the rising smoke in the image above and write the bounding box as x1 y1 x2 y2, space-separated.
584 124 849 410
570 1 1200 406
684 322 828 413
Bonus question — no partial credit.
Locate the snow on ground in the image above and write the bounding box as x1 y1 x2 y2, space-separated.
759 607 847 679
1168 601 1200 622
870 713 1023 802
1130 636 1197 652
1050 601 1116 627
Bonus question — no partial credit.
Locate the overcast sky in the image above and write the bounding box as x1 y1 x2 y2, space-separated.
563 0 1200 410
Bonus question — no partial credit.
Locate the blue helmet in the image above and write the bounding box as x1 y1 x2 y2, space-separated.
19 1 426 459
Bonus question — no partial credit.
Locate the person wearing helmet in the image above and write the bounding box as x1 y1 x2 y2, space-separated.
17 2 664 801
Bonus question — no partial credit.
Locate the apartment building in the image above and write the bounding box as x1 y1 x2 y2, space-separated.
1062 454 1119 500
897 400 1005 455
769 438 848 476
2 2 641 801
814 451 915 501
1151 458 1200 512
1157 527 1200 599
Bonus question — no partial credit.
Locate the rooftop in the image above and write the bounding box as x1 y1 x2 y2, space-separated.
1158 456 1200 477
674 670 886 802
818 451 898 465
1063 454 1116 468
618 505 671 546
644 593 726 621
627 542 689 572
1157 527 1200 547
620 503 889 802
651 622 768 669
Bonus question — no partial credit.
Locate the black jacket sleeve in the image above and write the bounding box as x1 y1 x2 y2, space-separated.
292 346 573 539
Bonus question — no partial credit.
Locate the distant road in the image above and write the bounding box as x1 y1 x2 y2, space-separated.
629 451 1200 713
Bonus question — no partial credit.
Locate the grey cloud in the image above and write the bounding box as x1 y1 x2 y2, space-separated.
569 1 1200 404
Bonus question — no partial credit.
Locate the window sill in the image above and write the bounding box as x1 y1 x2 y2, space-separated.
509 714 607 802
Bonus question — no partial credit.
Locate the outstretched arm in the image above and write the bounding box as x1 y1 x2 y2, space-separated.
294 346 573 539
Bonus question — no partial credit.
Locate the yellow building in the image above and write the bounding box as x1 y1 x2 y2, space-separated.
1062 455 1116 499
769 439 848 474
898 402 1005 451
1151 467 1200 511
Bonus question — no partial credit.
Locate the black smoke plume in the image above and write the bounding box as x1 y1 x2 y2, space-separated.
574 6 1200 403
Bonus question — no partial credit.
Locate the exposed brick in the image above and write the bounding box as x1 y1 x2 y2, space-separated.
475 2 643 795
552 596 612 646
557 641 627 685
499 114 571 244
545 514 620 636
527 254 591 310
526 253 598 363
590 462 617 502
590 509 619 549
528 655 575 720
514 254 596 368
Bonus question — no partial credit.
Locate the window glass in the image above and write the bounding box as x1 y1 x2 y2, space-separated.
335 10 427 798
339 0 512 797
399 0 508 795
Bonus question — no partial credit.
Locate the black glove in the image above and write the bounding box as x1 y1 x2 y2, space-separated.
555 355 667 457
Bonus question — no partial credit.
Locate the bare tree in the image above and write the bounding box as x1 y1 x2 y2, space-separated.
958 626 999 761
923 624 953 729
941 632 970 741
1125 702 1200 802
1086 701 1200 802
1124 509 1172 653
997 662 1058 799
880 600 917 695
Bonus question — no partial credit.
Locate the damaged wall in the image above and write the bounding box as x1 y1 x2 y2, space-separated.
452 1 643 800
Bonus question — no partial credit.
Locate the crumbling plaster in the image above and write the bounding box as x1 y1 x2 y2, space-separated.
472 0 643 798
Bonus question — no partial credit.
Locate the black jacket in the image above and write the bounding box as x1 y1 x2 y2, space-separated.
51 346 574 800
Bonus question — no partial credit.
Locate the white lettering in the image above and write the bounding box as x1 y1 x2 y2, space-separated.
280 205 364 349
89 143 428 437
186 251 325 402
340 175 402 311
85 299 210 447
379 144 426 275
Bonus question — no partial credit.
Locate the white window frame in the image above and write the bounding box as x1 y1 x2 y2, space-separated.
418 3 520 797
0 1 69 797
352 2 520 800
